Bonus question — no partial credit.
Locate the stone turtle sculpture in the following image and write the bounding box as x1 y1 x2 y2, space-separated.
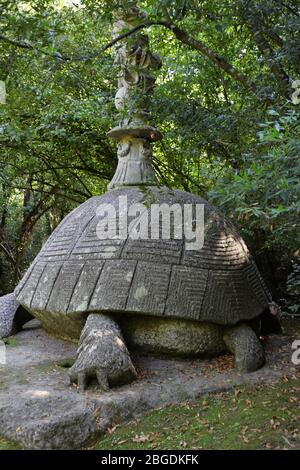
0 3 279 391
0 185 273 390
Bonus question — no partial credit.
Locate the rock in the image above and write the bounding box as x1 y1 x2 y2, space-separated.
0 293 32 339
15 187 271 339
223 323 265 372
119 315 226 357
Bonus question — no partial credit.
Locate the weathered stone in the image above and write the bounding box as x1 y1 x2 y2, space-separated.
69 314 137 391
223 323 265 372
15 187 271 328
119 315 226 357
30 309 86 343
0 293 32 339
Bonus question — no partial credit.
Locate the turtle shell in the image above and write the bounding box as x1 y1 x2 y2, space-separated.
15 187 271 326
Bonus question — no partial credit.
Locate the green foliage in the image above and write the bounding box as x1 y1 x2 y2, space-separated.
287 261 300 314
0 436 21 450
209 104 300 258
0 0 299 297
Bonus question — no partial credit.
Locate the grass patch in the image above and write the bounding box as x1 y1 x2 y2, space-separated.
0 437 21 450
3 337 18 347
56 358 75 369
95 375 300 450
35 362 59 373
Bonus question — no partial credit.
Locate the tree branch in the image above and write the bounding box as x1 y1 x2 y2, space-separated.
0 22 150 61
158 21 257 93
1 20 258 95
279 1 300 16
243 11 290 97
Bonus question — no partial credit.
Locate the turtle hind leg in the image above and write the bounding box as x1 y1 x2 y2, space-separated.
0 293 33 339
223 323 265 372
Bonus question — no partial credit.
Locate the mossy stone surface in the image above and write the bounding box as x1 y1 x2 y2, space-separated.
119 315 226 357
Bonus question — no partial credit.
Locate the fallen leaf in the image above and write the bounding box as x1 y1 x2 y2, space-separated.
132 434 150 443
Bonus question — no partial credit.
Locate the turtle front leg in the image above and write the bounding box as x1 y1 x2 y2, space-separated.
69 314 137 391
223 323 265 372
0 293 33 339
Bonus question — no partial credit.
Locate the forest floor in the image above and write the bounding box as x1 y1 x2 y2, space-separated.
0 438 21 450
93 373 300 450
